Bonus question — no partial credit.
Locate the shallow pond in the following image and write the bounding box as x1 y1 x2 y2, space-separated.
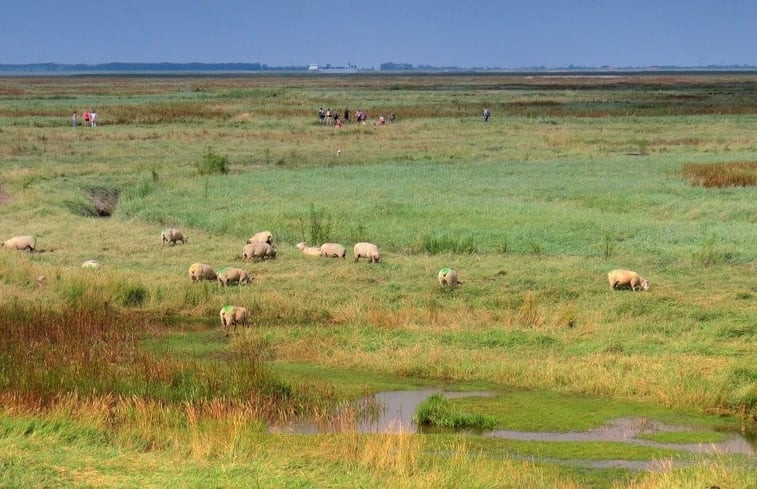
270 388 756 468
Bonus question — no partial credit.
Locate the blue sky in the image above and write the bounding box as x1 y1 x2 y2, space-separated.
2 1 755 68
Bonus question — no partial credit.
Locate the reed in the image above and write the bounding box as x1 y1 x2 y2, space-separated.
682 161 757 187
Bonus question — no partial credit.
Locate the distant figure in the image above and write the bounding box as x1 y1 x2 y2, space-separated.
83 111 90 126
326 108 333 125
344 108 350 122
482 108 491 122
334 115 342 128
318 107 325 124
389 113 396 123
375 115 385 125
90 109 97 127
71 112 77 127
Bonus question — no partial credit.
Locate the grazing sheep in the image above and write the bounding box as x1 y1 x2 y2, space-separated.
296 241 322 256
81 259 100 269
161 228 187 245
608 269 649 292
353 242 380 263
320 242 346 258
217 266 252 287
188 263 217 282
243 242 277 261
219 305 249 334
2 235 36 252
247 230 273 245
438 267 461 286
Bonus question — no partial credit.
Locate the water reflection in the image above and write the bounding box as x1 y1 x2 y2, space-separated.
269 388 755 458
269 388 494 434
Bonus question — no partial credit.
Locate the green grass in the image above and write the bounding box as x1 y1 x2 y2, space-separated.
635 431 728 445
0 73 755 488
415 394 498 429
446 389 740 433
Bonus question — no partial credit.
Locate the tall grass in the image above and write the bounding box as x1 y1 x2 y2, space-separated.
682 161 757 187
0 303 335 421
414 394 497 429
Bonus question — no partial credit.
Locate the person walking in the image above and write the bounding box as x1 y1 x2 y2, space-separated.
71 112 77 127
482 108 491 122
90 109 97 127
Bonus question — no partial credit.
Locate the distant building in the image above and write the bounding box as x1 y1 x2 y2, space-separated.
380 62 414 71
307 63 357 73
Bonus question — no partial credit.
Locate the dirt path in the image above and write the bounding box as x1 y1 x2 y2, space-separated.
0 185 10 205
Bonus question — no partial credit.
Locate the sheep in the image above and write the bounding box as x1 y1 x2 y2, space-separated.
217 266 252 287
161 228 187 245
607 269 649 292
438 267 461 287
219 305 249 334
188 262 217 282
296 241 322 256
320 242 346 258
247 230 273 245
81 259 100 269
2 235 36 252
353 242 380 263
243 242 277 261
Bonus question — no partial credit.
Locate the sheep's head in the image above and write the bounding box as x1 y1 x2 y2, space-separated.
640 279 650 291
296 242 307 250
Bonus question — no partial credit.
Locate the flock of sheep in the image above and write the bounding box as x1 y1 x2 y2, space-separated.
3 228 650 335
174 228 385 334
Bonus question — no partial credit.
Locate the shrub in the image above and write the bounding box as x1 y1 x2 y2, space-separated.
416 234 477 254
84 185 120 216
117 284 149 308
299 204 332 244
196 148 229 175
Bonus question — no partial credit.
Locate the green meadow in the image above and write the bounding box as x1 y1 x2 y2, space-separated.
0 73 755 488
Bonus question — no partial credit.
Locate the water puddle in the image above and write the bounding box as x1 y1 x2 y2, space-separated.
270 388 495 434
269 388 756 468
486 417 755 456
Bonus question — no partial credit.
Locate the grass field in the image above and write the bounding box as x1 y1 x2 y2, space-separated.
0 73 755 488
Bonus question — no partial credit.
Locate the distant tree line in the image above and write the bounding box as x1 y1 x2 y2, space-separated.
1 62 755 74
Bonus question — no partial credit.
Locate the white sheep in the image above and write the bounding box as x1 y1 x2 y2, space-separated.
81 259 100 269
2 235 36 252
219 305 249 334
320 242 346 258
607 269 649 292
161 228 187 245
247 230 273 245
243 242 276 261
188 263 217 282
353 242 380 263
296 241 322 256
217 266 252 287
438 267 461 286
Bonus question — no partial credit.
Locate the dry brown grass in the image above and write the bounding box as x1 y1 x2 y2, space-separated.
682 161 757 187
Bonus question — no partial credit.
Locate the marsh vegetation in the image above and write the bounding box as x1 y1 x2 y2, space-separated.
0 73 755 488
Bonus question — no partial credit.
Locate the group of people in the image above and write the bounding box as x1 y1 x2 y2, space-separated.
317 107 395 127
71 110 97 127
